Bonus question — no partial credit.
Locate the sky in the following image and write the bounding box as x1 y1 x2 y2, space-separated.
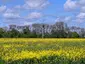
0 0 85 28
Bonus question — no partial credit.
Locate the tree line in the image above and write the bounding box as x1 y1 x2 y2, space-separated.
0 22 85 38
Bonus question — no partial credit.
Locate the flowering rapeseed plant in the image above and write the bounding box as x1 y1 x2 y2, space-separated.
0 38 85 64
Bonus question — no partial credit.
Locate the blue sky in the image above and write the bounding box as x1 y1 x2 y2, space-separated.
0 0 85 28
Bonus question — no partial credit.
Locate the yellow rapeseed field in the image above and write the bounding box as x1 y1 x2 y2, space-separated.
0 38 85 64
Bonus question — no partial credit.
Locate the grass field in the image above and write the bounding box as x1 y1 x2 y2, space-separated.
0 38 85 64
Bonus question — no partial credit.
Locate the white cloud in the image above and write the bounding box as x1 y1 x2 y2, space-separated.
23 0 49 10
3 13 20 19
55 16 72 22
75 12 85 23
1 0 50 25
0 5 6 13
2 8 23 25
76 18 85 23
64 0 85 11
28 12 42 19
14 5 22 9
3 9 41 25
64 0 77 11
55 17 61 22
81 6 85 12
64 16 72 22
78 0 85 6
3 9 20 19
23 21 34 25
64 0 85 22
77 12 85 19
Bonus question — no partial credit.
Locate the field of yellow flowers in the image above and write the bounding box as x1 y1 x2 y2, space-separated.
0 38 85 64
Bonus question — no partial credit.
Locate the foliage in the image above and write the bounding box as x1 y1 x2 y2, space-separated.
71 32 80 38
0 22 82 38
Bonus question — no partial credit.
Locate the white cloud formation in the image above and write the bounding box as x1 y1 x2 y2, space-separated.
3 9 20 19
14 5 22 9
23 21 34 25
64 0 85 22
64 16 72 22
55 16 72 22
28 12 42 19
81 6 85 12
75 18 85 23
64 0 77 11
77 12 85 19
2 9 43 25
3 13 20 19
0 5 6 13
23 0 49 10
78 0 85 6
64 0 85 11
0 0 50 25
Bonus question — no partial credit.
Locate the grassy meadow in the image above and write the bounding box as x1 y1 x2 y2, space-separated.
0 38 85 64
